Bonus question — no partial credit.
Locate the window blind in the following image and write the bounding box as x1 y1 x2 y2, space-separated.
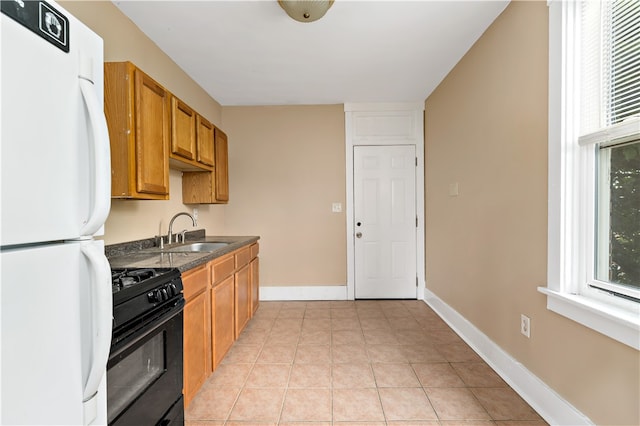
578 0 640 145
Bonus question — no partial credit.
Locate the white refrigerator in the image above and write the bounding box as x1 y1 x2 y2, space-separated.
1 0 112 424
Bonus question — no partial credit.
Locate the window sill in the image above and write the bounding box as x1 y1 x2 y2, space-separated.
538 287 640 350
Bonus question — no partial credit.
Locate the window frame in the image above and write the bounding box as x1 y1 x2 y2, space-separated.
540 0 640 350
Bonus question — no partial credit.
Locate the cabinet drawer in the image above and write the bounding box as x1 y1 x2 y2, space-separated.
212 254 235 283
250 243 259 260
182 264 209 300
235 246 251 268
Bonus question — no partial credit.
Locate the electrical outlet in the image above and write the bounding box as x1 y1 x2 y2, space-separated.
520 314 531 338
192 208 199 223
332 202 342 213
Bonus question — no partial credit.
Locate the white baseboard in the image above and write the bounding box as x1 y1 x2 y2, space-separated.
260 285 348 301
423 288 593 426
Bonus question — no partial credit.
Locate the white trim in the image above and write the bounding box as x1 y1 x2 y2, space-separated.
345 112 356 300
344 103 425 301
578 117 640 147
259 285 348 301
538 287 640 350
344 102 425 112
423 288 594 426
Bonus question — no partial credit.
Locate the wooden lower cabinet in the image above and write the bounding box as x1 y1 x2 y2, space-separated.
234 264 251 338
250 256 260 315
182 265 211 408
182 242 260 407
211 275 234 369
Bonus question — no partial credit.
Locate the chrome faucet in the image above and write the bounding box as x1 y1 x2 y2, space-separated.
167 212 197 244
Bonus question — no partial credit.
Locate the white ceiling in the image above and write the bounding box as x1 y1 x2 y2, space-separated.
113 0 510 106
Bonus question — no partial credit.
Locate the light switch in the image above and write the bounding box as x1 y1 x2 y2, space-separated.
449 183 459 197
332 202 342 213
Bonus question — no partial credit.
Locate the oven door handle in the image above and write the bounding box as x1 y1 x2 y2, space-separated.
80 241 113 425
109 298 185 360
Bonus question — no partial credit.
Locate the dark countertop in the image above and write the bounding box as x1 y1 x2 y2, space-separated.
106 231 259 273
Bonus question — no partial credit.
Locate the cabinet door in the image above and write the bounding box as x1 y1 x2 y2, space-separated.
183 290 208 408
171 97 196 160
234 264 250 338
196 115 215 167
105 62 169 199
211 275 235 369
182 265 211 408
134 69 170 195
250 257 260 316
214 128 229 202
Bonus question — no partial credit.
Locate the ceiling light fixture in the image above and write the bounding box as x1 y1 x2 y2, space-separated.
278 0 334 23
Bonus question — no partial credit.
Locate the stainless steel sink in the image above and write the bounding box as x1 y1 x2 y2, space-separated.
165 242 230 252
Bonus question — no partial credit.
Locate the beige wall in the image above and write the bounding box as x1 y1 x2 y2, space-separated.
60 1 225 244
57 2 638 422
424 2 639 425
221 106 346 287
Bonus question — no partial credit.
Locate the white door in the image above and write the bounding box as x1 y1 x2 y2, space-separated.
354 145 416 299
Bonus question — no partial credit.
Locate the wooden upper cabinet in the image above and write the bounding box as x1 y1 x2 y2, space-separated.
170 96 196 160
196 115 215 167
105 62 170 199
182 125 229 204
214 127 229 202
169 96 215 171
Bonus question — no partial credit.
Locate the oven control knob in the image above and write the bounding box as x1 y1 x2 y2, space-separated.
165 284 174 297
153 289 164 302
147 291 157 303
161 288 169 300
170 283 179 296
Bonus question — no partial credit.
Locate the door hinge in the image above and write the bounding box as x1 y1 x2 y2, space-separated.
416 277 418 287
415 157 418 166
416 216 418 227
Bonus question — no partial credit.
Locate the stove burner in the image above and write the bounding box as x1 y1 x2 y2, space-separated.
111 268 170 293
120 277 137 287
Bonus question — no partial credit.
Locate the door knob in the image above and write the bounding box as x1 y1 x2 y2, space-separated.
356 232 362 238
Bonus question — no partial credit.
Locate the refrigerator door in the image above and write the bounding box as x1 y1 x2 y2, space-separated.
0 0 110 246
0 240 112 425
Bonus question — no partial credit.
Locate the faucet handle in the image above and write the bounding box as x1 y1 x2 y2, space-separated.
179 229 188 243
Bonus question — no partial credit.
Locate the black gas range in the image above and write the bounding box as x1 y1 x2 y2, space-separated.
111 268 183 337
108 267 185 426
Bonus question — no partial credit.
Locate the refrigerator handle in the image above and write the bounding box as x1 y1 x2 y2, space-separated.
80 242 113 425
79 76 111 237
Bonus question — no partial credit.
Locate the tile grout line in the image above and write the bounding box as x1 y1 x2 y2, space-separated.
190 300 545 425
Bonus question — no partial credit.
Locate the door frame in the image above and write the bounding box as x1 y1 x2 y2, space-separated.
345 103 425 300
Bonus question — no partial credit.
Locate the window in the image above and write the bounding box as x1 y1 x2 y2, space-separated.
542 0 640 350
595 139 640 299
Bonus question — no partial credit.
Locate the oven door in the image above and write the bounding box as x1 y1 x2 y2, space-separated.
107 300 184 426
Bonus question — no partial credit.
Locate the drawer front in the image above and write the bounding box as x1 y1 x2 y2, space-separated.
250 243 259 259
235 246 251 269
212 254 235 283
182 264 209 300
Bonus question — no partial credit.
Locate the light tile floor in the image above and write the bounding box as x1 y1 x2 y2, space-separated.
185 300 547 426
